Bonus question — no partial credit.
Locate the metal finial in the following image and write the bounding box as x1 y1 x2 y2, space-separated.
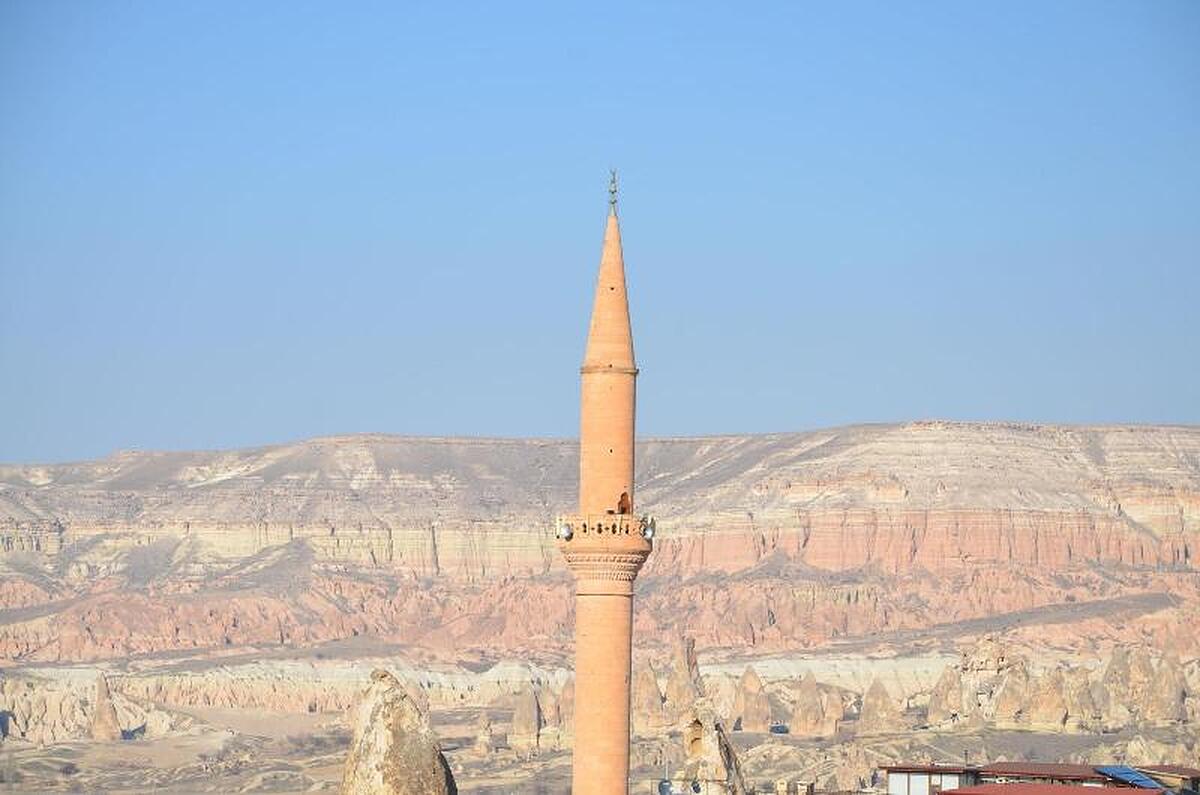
608 169 618 215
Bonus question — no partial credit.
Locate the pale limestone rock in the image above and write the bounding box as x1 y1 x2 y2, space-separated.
1025 668 1068 730
632 660 668 734
90 674 123 741
673 699 748 795
790 672 829 736
857 678 906 735
508 687 542 756
926 665 964 725
339 669 456 795
1144 656 1187 724
664 635 705 720
1062 667 1099 731
472 712 495 757
991 662 1030 726
732 665 771 732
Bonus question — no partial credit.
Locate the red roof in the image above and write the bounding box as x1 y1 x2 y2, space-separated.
980 763 1108 782
959 786 1121 795
882 765 977 775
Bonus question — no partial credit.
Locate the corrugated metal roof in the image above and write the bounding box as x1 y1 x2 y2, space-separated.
1096 766 1163 790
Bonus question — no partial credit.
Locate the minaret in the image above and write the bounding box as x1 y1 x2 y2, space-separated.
557 171 654 795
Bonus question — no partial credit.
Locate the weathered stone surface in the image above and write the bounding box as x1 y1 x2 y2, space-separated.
1062 666 1100 730
1144 656 1187 724
1025 668 1068 730
2 425 1199 666
673 699 747 795
339 669 456 795
664 634 705 720
857 678 906 735
472 711 495 757
631 660 668 734
732 665 771 732
508 687 542 756
991 660 1031 726
926 665 965 726
90 675 122 742
787 677 835 739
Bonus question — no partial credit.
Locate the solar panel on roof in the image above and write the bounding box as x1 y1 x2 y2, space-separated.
1096 765 1163 789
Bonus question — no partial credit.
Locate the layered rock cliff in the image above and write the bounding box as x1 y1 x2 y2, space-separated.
0 423 1196 667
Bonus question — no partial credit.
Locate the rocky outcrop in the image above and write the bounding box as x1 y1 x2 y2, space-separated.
732 666 771 732
1025 668 1068 730
927 665 965 725
674 699 747 795
1144 656 1187 723
472 712 495 757
790 672 838 737
632 660 668 734
339 669 456 795
857 679 906 735
90 675 122 741
663 635 704 721
508 687 542 756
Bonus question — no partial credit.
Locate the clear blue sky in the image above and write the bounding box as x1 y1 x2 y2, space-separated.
1 2 1198 463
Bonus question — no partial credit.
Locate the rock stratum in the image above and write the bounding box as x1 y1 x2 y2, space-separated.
0 421 1198 791
1 422 1197 664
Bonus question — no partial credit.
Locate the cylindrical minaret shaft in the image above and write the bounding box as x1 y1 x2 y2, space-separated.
558 174 652 795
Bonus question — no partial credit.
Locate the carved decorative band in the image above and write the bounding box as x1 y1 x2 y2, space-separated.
563 550 649 581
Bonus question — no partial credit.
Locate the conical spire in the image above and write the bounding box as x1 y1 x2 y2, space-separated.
582 174 635 372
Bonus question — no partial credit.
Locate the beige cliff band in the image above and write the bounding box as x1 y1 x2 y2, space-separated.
557 173 652 795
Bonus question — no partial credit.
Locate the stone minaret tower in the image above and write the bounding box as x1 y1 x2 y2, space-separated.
557 172 654 795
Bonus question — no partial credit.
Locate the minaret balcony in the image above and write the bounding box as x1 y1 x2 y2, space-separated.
554 513 655 554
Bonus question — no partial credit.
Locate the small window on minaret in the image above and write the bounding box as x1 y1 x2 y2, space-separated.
618 492 631 514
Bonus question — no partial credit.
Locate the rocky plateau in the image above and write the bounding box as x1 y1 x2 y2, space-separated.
0 421 1197 792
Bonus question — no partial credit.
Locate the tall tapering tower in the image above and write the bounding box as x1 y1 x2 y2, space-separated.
556 172 653 795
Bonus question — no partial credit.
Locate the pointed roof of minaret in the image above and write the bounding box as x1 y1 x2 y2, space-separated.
582 171 636 372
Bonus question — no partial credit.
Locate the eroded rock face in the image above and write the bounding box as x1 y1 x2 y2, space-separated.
90 675 122 741
674 699 747 795
664 635 705 721
508 687 542 756
632 660 668 734
990 661 1031 727
857 679 905 735
732 666 771 733
472 712 495 757
1025 668 1068 730
789 672 829 737
339 669 456 795
3 426 1200 668
927 665 965 725
1145 656 1187 724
